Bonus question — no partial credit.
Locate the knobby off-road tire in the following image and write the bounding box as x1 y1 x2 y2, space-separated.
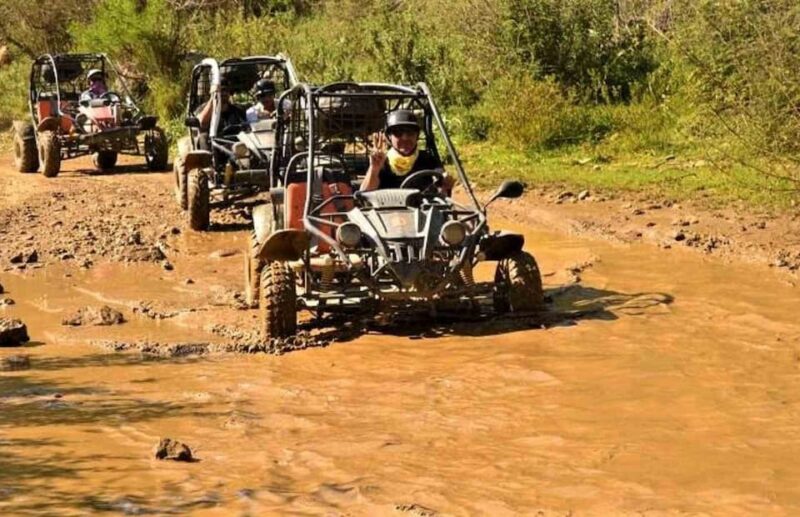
259 261 296 341
494 251 544 313
145 128 169 171
245 231 265 308
186 168 210 231
13 122 38 172
37 130 61 178
92 150 118 172
173 154 188 210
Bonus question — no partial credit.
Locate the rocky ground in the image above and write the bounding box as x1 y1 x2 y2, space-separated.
490 184 800 282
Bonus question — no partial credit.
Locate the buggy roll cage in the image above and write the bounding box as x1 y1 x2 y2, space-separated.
270 81 489 266
187 54 299 141
29 53 141 127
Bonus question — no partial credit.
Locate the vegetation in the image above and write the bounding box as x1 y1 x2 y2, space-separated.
1 0 798 207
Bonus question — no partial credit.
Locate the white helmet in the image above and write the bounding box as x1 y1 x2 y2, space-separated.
86 68 104 82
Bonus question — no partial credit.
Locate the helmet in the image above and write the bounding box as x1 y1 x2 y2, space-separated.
252 79 276 97
385 110 420 134
86 68 104 82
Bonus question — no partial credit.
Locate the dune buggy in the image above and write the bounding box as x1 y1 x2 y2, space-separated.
12 53 168 177
175 55 299 231
245 82 544 341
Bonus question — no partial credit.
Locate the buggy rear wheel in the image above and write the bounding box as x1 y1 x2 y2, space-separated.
144 128 169 171
493 251 544 313
186 168 210 231
244 231 265 308
37 130 61 178
13 122 38 173
259 260 296 341
92 151 118 172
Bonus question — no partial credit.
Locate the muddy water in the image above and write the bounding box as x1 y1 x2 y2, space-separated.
3 213 800 514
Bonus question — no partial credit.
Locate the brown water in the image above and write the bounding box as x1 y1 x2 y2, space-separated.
2 213 800 515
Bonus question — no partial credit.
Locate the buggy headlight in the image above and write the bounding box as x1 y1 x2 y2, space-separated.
232 142 249 159
336 223 362 248
441 220 466 246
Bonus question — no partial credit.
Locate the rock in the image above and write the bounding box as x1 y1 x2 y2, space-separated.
0 298 16 306
632 208 645 216
184 278 195 285
0 282 3 294
673 230 686 242
154 438 194 462
209 249 238 259
62 306 125 326
557 191 574 201
1 355 30 371
0 319 30 347
577 190 590 201
162 261 174 271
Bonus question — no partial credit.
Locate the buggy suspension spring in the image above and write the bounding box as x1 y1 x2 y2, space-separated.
459 262 476 287
320 255 335 291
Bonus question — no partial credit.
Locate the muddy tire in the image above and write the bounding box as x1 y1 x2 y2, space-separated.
144 128 169 171
186 168 210 231
244 231 265 308
37 130 61 178
494 251 544 313
174 154 188 210
13 122 38 172
259 260 296 341
92 150 118 171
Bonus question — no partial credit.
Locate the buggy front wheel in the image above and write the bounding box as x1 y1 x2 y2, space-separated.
493 251 544 313
244 231 264 308
37 130 61 178
92 151 118 172
260 261 296 341
144 128 169 171
13 122 38 172
186 168 210 231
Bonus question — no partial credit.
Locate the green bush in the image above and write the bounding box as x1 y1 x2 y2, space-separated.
480 76 613 150
0 58 32 129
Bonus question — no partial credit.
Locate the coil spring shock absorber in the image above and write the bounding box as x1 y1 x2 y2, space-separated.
459 261 476 287
320 254 335 291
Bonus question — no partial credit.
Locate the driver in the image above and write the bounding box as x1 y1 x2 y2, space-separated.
80 69 108 101
197 78 247 134
360 110 453 192
246 79 276 123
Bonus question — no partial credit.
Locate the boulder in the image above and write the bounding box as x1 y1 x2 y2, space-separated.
154 438 194 462
62 306 125 326
0 319 30 347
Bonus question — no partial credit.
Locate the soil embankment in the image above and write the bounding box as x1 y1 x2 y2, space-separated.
2 156 800 514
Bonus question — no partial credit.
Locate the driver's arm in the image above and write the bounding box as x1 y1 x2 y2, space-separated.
198 99 214 130
360 164 381 192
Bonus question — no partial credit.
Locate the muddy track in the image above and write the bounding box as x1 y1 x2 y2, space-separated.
2 155 800 514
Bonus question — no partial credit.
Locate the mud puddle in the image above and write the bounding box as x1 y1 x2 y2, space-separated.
3 208 800 514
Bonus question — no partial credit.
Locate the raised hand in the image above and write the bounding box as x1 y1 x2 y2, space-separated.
369 131 388 171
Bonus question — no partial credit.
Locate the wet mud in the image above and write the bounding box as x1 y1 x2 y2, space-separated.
2 156 800 514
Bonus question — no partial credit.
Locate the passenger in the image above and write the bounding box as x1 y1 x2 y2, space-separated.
197 79 247 134
246 79 276 123
360 110 453 192
80 69 108 102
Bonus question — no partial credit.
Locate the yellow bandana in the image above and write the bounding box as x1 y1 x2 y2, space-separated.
387 147 419 175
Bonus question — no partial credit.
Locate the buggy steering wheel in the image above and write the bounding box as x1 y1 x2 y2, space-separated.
400 169 444 194
100 92 121 104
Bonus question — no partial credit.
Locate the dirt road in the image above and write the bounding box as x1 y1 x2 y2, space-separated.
2 156 800 515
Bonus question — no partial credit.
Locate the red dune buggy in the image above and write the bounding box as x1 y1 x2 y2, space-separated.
12 53 168 177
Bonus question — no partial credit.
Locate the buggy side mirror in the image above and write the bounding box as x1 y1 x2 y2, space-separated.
185 116 201 128
486 180 525 207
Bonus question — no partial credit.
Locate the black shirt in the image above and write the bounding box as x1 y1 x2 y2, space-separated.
378 149 442 189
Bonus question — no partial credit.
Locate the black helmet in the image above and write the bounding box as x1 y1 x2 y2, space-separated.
385 109 420 134
252 79 276 97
